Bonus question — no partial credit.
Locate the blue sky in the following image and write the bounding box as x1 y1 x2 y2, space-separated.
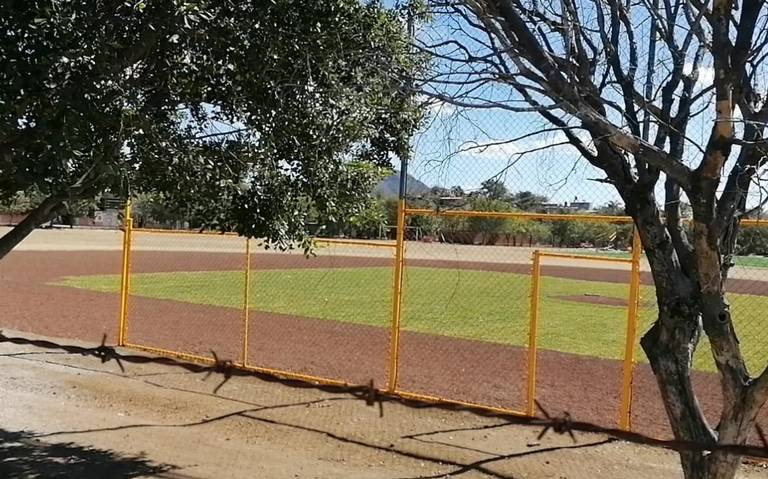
399 103 622 205
392 1 767 211
196 1 762 211
388 3 629 206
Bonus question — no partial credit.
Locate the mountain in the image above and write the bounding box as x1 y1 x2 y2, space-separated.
373 171 430 198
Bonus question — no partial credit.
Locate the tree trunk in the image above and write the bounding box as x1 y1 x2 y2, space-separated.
0 196 65 261
641 303 716 479
642 295 766 479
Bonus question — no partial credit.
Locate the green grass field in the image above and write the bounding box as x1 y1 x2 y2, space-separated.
570 249 768 269
56 266 768 373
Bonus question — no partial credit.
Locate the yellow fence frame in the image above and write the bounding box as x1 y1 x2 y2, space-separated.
117 200 133 347
401 208 642 412
620 229 643 430
117 202 654 425
527 251 542 417
388 198 407 392
404 208 634 223
242 238 252 366
527 235 642 430
119 222 380 391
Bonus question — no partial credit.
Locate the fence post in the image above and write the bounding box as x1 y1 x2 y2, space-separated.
117 200 134 346
242 238 252 367
619 228 642 430
526 250 541 417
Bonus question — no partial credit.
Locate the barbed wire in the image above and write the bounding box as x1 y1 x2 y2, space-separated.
1 330 767 461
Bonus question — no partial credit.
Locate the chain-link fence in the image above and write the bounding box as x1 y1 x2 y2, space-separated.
628 220 768 440
123 229 248 362
85 191 768 444
97 203 619 428
395 216 535 415
245 239 395 387
2 171 765 473
0 229 124 344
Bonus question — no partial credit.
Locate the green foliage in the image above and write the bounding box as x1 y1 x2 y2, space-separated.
463 197 554 246
504 218 551 243
396 0 431 21
509 191 548 211
546 220 617 247
346 196 388 239
0 0 422 249
478 178 509 200
131 193 188 228
736 227 768 256
0 189 95 225
0 190 47 215
400 191 444 237
467 197 511 244
382 198 400 227
408 215 441 237
435 215 469 239
594 201 625 216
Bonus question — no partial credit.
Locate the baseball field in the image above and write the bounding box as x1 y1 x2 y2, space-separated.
2 227 767 442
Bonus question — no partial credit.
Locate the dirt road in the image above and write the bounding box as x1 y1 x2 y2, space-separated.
2 330 765 479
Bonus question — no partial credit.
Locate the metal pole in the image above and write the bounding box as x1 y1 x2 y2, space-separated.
117 200 134 346
526 251 542 417
242 238 252 367
642 0 658 142
619 228 642 430
386 9 414 394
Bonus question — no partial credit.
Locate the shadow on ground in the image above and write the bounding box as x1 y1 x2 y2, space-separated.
0 428 174 479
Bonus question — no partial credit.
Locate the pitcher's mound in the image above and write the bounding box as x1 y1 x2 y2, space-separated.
553 294 627 307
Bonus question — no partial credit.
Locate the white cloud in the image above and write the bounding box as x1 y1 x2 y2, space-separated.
425 99 456 118
683 63 715 88
463 142 521 159
460 129 596 161
416 94 457 118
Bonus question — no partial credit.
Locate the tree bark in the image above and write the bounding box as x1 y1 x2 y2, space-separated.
641 289 768 479
641 304 715 479
0 196 65 261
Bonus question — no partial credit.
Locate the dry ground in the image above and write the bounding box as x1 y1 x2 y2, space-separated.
2 330 766 479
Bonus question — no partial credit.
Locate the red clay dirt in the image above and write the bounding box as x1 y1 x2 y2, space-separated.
1 249 766 444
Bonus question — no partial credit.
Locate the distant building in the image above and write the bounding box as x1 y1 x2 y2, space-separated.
535 197 592 213
538 202 561 212
93 209 120 228
571 201 592 211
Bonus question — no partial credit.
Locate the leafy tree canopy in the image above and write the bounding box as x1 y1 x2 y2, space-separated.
509 191 547 211
477 178 508 200
0 0 422 254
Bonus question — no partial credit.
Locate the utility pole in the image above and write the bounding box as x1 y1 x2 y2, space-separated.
388 7 416 393
642 0 659 142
